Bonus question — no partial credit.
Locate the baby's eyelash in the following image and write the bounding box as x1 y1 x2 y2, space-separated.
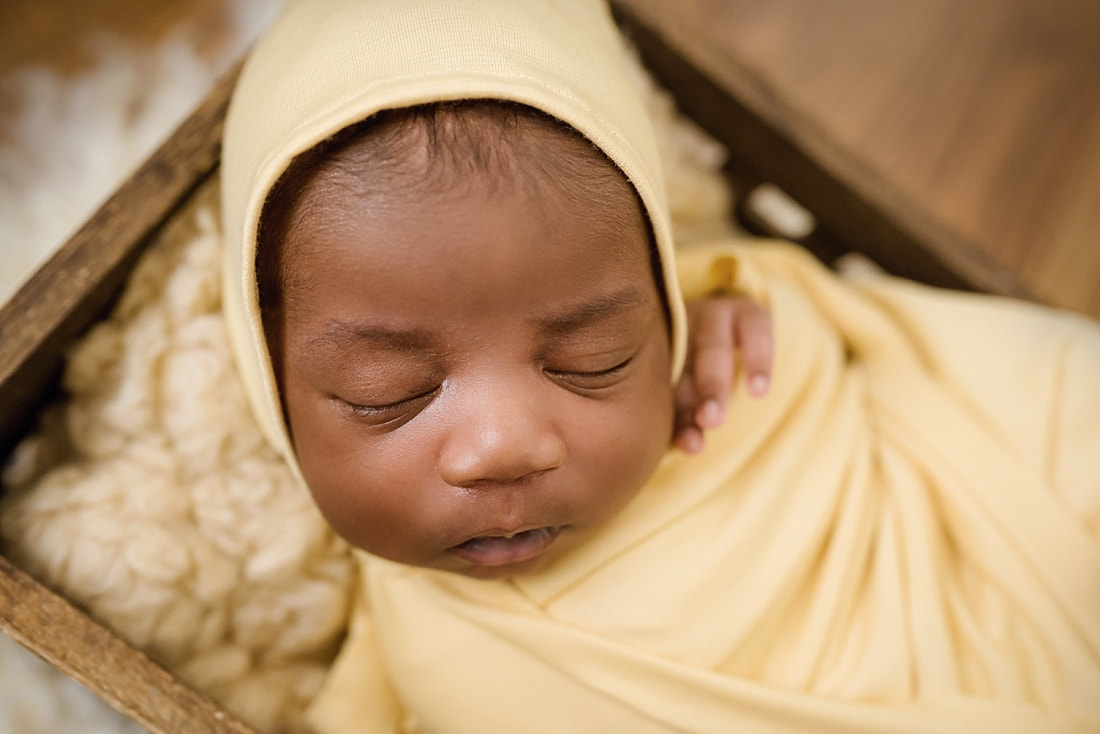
342 386 439 418
569 355 634 378
547 354 636 381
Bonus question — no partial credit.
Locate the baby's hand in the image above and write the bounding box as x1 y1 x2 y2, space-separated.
673 295 773 454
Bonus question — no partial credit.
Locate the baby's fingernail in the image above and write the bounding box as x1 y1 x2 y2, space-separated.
699 399 724 427
748 374 770 397
682 431 704 454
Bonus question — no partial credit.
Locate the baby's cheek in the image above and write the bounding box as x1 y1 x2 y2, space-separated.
301 458 415 560
282 393 388 550
584 382 675 522
630 384 676 473
291 424 371 537
296 416 468 566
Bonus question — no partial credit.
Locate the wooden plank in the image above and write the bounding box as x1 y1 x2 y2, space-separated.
705 0 1100 321
0 554 258 734
612 0 1036 301
0 61 240 459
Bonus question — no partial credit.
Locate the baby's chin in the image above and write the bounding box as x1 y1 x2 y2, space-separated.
450 555 549 580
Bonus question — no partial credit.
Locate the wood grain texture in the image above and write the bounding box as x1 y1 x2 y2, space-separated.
621 0 1100 318
0 554 258 734
615 0 1033 299
0 61 239 459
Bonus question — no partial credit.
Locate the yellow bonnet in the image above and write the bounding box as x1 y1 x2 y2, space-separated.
220 0 687 466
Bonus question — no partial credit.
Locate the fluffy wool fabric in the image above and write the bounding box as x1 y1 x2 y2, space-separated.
0 44 736 734
0 0 282 308
1 5 282 733
1 181 354 734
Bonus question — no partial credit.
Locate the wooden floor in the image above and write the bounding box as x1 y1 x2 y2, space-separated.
3 0 1099 320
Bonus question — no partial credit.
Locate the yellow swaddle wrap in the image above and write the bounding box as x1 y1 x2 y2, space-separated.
220 1 1100 732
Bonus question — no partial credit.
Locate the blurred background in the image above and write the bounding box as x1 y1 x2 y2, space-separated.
2 0 1099 317
706 0 1100 320
0 0 282 307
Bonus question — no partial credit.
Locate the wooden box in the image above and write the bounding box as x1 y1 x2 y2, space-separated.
0 3 1037 732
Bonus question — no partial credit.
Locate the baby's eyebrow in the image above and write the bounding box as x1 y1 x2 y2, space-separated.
308 320 434 352
305 287 648 351
533 287 649 338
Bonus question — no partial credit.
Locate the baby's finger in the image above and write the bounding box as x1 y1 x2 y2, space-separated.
673 369 697 434
734 300 773 397
691 301 737 428
672 372 706 453
674 424 705 454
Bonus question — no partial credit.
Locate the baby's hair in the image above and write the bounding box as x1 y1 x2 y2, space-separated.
257 100 667 371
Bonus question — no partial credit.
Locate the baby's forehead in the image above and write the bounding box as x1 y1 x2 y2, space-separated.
296 101 636 206
259 101 655 314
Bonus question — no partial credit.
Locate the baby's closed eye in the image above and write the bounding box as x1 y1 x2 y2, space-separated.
543 352 637 391
337 383 442 422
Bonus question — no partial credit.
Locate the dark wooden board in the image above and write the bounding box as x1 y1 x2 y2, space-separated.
612 0 1036 302
698 0 1100 320
0 555 258 734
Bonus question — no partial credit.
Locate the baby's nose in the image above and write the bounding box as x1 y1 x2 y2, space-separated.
438 382 565 488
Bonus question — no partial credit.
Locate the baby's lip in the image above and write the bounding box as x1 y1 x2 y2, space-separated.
448 525 563 568
455 523 545 543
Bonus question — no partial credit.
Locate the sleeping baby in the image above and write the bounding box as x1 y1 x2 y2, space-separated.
214 0 1100 732
254 97 772 579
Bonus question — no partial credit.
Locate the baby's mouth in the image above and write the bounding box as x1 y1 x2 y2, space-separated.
448 526 563 568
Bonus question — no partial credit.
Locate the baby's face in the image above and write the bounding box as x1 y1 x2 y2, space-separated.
276 137 675 579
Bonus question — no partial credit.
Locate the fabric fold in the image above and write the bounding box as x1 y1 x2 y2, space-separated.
308 242 1100 732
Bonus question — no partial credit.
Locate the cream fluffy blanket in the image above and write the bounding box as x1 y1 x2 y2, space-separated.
0 48 734 733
